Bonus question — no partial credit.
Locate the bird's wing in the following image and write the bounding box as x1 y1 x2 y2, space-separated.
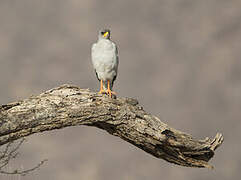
94 69 100 81
112 42 119 85
91 43 100 81
91 43 101 77
91 43 98 68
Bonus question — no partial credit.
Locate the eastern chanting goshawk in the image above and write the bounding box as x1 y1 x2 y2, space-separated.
91 29 119 98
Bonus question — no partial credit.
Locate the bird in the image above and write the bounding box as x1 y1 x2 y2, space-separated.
91 29 119 98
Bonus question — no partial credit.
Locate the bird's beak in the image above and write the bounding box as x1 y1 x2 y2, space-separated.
103 32 109 37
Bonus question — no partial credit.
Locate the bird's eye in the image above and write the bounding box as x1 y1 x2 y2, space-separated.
101 32 105 35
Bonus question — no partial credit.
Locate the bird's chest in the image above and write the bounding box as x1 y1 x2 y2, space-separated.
94 41 114 59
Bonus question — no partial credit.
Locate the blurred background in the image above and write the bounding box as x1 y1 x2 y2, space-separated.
0 0 240 179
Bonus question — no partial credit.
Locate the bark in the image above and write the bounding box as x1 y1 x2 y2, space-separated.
0 84 223 168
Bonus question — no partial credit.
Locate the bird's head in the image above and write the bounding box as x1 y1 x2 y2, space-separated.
98 29 111 40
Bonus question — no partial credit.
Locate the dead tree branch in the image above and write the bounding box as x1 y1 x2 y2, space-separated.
0 84 223 169
0 138 47 175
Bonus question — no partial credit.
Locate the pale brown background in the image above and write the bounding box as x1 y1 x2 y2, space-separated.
0 0 240 180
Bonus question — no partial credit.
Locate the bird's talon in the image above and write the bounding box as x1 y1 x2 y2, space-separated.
98 90 106 94
107 90 116 98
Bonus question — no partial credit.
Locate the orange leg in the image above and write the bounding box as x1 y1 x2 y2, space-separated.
107 80 116 98
98 80 105 94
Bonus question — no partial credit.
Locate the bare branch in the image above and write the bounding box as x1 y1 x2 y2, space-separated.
0 138 47 175
0 159 47 176
0 84 224 169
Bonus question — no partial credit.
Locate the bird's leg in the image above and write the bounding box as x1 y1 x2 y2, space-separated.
107 80 112 97
98 80 106 94
107 80 116 98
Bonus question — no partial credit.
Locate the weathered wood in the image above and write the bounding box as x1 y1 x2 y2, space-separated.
0 84 223 168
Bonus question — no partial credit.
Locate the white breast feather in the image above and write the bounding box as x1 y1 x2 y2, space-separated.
91 39 118 82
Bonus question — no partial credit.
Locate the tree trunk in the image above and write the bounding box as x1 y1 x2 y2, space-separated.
0 84 223 169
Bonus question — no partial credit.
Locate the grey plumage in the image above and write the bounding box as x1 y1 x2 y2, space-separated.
91 29 119 91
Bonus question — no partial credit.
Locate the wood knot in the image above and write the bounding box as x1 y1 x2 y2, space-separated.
161 129 176 140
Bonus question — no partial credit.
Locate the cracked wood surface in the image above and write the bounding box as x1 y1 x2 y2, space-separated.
0 84 223 168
